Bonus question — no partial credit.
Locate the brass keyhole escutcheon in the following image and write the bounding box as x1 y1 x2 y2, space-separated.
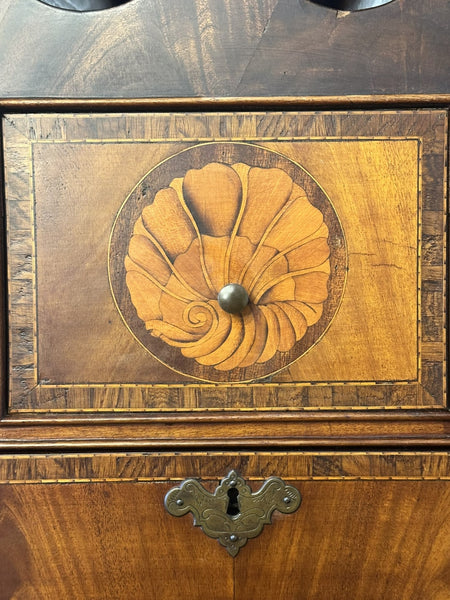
165 470 302 556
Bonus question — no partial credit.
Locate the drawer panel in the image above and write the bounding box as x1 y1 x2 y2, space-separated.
2 110 447 415
0 452 449 600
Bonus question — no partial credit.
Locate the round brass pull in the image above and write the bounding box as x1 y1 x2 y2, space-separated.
217 283 249 314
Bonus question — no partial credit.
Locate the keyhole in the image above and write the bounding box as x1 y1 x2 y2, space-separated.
227 488 240 516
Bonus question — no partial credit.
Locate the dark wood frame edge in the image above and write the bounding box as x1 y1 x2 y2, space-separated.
1 410 450 449
1 95 450 112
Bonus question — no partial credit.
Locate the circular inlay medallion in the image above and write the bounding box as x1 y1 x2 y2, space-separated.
109 142 347 382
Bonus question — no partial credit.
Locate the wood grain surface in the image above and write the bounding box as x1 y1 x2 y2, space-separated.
0 482 233 600
0 452 449 600
2 450 450 481
2 411 450 449
0 0 448 597
0 0 449 99
235 480 450 600
3 110 446 413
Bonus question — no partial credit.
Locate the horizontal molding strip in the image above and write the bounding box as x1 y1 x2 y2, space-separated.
1 94 450 112
1 451 450 482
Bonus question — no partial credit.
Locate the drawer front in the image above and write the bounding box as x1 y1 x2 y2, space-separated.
1 452 449 600
2 110 447 419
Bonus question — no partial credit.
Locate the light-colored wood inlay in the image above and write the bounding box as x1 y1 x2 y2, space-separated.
3 111 446 411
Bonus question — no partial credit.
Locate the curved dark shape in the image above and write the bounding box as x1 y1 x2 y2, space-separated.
217 284 249 315
308 0 396 11
36 0 133 12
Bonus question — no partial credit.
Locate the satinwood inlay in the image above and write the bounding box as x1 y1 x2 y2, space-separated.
109 143 346 382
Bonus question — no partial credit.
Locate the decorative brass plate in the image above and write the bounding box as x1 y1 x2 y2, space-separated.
164 470 302 556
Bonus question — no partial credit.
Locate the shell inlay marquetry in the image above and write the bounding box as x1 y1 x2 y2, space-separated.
109 143 346 382
5 110 445 412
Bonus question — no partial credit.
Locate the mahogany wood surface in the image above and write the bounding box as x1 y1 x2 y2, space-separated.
235 480 450 600
0 452 449 600
0 1 449 598
3 110 447 402
2 411 450 449
1 108 447 449
0 0 449 99
0 482 233 600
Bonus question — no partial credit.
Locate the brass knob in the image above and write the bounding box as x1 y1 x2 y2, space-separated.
217 284 249 314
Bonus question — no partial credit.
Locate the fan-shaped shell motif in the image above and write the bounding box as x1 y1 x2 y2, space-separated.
124 161 331 374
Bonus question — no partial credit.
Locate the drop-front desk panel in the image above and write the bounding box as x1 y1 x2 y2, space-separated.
0 108 448 599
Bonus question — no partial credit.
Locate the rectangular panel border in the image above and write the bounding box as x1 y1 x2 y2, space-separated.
3 110 447 412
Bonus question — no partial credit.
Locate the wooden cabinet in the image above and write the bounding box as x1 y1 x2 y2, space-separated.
2 452 450 599
0 1 449 598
